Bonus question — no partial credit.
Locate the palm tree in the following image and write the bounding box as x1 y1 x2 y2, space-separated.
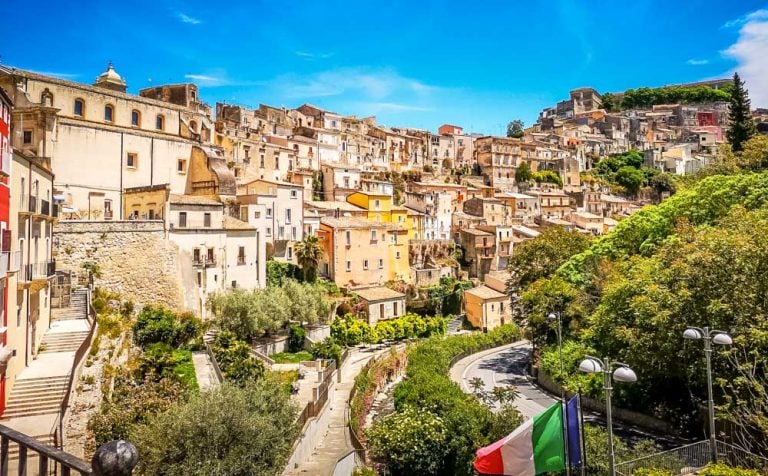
294 234 323 282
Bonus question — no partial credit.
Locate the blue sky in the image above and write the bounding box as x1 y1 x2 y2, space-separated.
3 0 767 135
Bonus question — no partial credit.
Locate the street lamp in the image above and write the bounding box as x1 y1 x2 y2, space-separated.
683 326 732 463
549 312 571 476
578 355 637 476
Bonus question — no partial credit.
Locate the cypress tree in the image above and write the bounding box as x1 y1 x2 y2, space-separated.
726 72 756 152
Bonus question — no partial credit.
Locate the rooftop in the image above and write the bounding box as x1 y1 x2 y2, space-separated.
465 285 506 300
223 215 256 230
321 216 387 229
355 286 405 302
169 194 221 206
306 201 365 212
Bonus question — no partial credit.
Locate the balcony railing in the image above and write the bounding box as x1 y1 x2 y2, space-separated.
193 256 216 267
23 261 56 281
29 196 37 214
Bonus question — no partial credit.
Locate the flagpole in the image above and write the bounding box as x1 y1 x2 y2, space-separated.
578 389 587 476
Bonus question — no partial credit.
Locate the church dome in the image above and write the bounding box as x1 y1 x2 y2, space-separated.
94 62 127 92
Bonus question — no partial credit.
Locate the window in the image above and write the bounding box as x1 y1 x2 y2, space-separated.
131 110 141 127
374 199 381 210
288 247 293 259
396 251 401 259
266 207 272 218
371 230 377 241
378 259 384 269
23 130 33 144
260 155 265 168
238 246 245 265
275 156 279 169
177 159 187 173
278 226 284 239
126 153 137 168
394 302 399 316
491 304 495 312
104 104 114 122
345 231 351 246
363 259 369 270
207 248 214 263
74 99 84 117
346 260 351 272
290 190 298 199
291 226 297 240
266 227 272 236
285 209 292 224
156 114 165 130
178 212 187 228
203 213 211 228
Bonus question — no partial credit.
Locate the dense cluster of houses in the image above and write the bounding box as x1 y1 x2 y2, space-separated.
0 63 755 355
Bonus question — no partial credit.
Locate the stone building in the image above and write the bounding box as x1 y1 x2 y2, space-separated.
0 64 215 220
317 216 389 289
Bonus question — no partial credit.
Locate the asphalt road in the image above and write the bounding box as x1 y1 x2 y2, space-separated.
458 342 688 448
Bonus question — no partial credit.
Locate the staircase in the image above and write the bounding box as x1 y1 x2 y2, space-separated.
51 288 87 322
1 376 70 419
40 329 91 353
447 315 464 334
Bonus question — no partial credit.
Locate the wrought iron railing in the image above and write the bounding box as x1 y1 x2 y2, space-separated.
0 423 92 475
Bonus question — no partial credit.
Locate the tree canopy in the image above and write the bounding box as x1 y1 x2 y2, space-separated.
506 120 525 138
619 84 732 110
726 72 757 152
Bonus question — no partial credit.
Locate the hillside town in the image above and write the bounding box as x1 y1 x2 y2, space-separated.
1 58 768 476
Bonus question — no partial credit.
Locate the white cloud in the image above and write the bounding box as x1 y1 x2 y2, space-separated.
177 12 201 25
723 9 768 107
184 71 263 88
686 59 709 66
184 74 223 86
277 67 436 100
722 8 768 28
294 51 334 60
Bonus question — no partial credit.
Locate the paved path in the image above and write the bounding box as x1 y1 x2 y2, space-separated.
191 351 220 391
450 340 556 419
284 346 390 476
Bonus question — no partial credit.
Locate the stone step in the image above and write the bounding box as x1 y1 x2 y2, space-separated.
5 395 67 407
4 401 62 414
11 382 70 393
1 407 60 419
13 377 70 387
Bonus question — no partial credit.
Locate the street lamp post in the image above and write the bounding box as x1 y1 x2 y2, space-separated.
683 326 732 463
548 312 570 476
578 355 637 476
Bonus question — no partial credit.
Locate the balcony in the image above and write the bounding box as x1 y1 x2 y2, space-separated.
193 256 216 267
25 261 56 281
237 256 246 265
104 209 114 220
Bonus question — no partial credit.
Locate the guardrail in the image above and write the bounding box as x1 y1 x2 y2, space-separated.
0 424 92 475
204 343 224 384
51 294 99 449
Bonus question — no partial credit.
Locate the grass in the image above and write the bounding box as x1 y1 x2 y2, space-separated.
171 349 198 391
269 370 300 396
271 351 313 364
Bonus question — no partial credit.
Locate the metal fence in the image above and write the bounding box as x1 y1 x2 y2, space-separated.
615 439 768 475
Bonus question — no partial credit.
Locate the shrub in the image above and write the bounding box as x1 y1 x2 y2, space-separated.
130 381 298 476
88 376 187 448
132 305 202 349
311 337 342 364
698 464 762 476
331 313 446 347
367 406 450 476
136 344 198 390
211 331 265 386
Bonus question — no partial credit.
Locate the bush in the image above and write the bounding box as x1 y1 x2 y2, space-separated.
288 326 307 352
132 305 202 349
373 324 522 475
331 313 447 347
211 331 265 386
87 376 187 448
311 337 342 364
367 406 450 476
130 381 298 476
136 344 198 390
698 464 762 476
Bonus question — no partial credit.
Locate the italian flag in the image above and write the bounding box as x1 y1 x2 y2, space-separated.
474 403 566 475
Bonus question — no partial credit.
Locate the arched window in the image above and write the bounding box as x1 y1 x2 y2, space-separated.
104 104 115 122
74 99 85 117
131 110 141 127
156 114 165 131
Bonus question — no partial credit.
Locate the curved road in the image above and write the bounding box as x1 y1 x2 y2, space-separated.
451 341 687 447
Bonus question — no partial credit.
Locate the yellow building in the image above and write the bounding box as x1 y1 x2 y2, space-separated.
463 272 511 331
346 191 411 283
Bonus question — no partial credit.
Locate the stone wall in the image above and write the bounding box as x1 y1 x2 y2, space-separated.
54 220 184 310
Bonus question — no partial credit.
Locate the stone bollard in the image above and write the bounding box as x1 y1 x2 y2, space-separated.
91 440 139 476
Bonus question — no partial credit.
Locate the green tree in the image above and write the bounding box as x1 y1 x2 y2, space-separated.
614 165 645 197
506 120 525 138
514 161 533 184
293 234 324 282
367 407 451 476
507 226 592 289
532 170 563 187
130 381 298 476
601 92 616 112
726 72 756 152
